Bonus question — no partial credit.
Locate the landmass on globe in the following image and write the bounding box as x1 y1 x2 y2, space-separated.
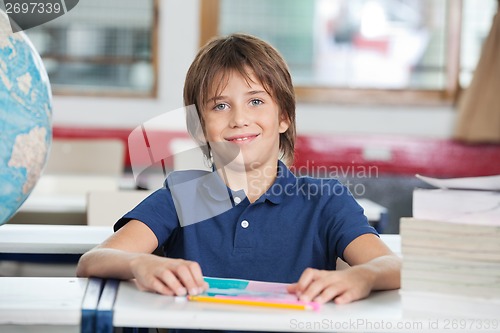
0 9 52 225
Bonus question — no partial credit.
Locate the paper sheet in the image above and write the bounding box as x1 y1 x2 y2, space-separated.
416 174 500 191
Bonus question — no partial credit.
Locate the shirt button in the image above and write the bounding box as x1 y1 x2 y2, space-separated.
241 220 249 228
234 197 242 204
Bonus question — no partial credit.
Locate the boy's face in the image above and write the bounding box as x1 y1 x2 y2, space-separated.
202 69 289 171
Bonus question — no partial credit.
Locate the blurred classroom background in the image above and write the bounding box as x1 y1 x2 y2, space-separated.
9 0 500 235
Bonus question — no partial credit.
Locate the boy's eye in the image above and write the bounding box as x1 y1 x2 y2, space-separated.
250 99 263 106
213 103 228 111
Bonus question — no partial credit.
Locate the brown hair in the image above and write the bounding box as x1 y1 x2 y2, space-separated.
183 33 296 166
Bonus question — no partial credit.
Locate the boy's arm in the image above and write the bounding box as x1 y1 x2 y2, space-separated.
76 219 207 296
343 233 401 290
287 233 401 304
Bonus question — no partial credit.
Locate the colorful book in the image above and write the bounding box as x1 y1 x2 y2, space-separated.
187 277 321 311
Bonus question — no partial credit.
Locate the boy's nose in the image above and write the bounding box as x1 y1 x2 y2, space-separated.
229 106 249 128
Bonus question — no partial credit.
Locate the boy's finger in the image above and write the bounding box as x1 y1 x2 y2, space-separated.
333 290 353 304
176 264 200 295
286 283 297 293
313 284 342 304
186 261 207 292
149 278 175 296
294 268 317 292
299 279 325 302
158 269 187 296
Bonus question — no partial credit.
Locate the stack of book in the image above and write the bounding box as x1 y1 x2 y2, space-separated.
400 174 500 319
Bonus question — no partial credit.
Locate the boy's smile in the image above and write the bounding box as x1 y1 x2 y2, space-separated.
224 133 259 144
203 68 289 171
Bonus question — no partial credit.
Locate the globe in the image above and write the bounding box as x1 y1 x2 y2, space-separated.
0 10 52 225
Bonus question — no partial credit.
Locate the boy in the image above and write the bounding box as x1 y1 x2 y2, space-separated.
77 33 400 312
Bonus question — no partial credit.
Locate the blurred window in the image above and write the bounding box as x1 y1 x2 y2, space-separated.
460 0 498 87
25 0 158 97
201 0 497 105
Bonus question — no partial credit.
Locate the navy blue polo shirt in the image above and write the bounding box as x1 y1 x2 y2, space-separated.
116 161 378 283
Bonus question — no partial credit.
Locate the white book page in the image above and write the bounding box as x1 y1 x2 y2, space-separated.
412 189 500 226
416 174 500 191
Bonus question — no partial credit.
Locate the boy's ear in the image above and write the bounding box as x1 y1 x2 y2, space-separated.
278 113 290 134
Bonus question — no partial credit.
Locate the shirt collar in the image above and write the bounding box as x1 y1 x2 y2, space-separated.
258 160 297 205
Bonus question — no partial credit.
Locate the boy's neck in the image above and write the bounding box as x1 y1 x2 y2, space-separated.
215 160 278 203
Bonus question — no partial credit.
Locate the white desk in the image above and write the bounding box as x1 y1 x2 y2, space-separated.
18 174 121 214
379 234 401 255
357 198 387 223
113 282 401 331
0 277 89 333
20 194 87 214
107 235 401 332
0 224 113 254
112 282 498 332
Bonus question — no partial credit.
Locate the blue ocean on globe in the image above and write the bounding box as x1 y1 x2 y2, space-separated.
0 10 52 225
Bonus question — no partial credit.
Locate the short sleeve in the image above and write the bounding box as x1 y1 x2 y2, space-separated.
321 180 378 261
114 185 180 247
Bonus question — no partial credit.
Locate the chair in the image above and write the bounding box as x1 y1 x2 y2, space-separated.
86 190 153 226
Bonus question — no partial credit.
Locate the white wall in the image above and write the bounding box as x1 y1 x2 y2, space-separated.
52 0 457 139
296 104 456 138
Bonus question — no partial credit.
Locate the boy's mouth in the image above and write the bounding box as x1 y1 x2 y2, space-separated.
225 134 259 143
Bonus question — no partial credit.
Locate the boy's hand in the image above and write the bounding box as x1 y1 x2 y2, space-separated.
287 266 375 304
288 235 401 304
130 254 208 296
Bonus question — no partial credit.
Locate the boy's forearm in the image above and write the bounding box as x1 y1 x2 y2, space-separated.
76 248 142 279
356 254 402 291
